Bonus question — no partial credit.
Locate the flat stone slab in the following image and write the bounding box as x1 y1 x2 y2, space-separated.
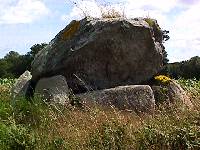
76 85 155 114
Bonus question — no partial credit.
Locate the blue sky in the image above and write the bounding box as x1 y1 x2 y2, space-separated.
0 0 200 62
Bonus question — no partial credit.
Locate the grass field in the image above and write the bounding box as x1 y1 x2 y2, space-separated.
0 78 200 149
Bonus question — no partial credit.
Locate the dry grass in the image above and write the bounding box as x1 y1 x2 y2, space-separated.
99 2 126 19
69 0 126 19
34 104 143 149
33 96 200 149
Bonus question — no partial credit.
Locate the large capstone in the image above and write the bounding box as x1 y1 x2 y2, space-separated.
31 17 164 93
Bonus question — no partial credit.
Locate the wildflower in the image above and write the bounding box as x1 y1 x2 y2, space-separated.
154 75 171 85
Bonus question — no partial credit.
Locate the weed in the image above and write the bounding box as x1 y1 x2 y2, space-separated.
69 0 126 19
154 75 171 85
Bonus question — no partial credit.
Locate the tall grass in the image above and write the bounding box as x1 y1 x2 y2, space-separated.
0 78 200 149
178 78 200 110
69 0 126 19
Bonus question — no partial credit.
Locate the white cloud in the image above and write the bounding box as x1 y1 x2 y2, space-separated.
166 1 200 62
125 0 177 13
62 0 102 21
0 0 49 24
62 0 177 27
62 0 200 62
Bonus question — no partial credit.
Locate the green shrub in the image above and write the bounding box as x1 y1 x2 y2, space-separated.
88 121 131 150
135 124 200 150
0 100 12 121
145 18 155 27
178 78 200 92
0 78 15 87
135 125 169 149
46 137 69 150
0 121 37 150
12 97 50 127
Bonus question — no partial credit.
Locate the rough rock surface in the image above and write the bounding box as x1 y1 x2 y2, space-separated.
31 17 164 93
11 71 32 99
168 80 193 108
35 75 69 104
152 80 193 108
77 85 155 114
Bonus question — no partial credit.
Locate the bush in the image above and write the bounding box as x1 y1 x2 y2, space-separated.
167 56 200 80
12 97 50 127
0 120 37 150
88 121 131 150
135 123 200 150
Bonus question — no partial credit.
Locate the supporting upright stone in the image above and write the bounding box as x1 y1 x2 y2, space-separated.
11 71 32 99
35 75 70 104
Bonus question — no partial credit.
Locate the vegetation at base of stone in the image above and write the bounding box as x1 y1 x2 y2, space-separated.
0 78 200 149
178 78 200 91
0 43 47 78
178 78 200 101
0 78 15 87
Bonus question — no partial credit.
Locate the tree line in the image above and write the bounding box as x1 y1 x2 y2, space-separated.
0 43 47 78
166 56 200 80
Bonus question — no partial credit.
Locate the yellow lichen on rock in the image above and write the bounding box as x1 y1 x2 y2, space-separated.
62 20 80 41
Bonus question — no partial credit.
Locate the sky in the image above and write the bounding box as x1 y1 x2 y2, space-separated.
0 0 200 62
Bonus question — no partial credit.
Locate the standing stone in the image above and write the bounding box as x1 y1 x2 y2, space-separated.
31 17 164 93
168 80 193 108
11 71 32 99
35 75 70 104
152 80 193 109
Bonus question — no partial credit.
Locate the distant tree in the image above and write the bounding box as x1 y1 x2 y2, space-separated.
25 43 47 70
167 62 182 79
0 43 47 78
28 43 47 59
162 49 169 65
162 30 170 42
3 51 23 77
166 56 200 79
4 51 20 59
0 59 10 78
162 30 170 65
158 29 170 75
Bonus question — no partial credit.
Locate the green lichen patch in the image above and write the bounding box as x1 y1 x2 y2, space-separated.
144 18 155 27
